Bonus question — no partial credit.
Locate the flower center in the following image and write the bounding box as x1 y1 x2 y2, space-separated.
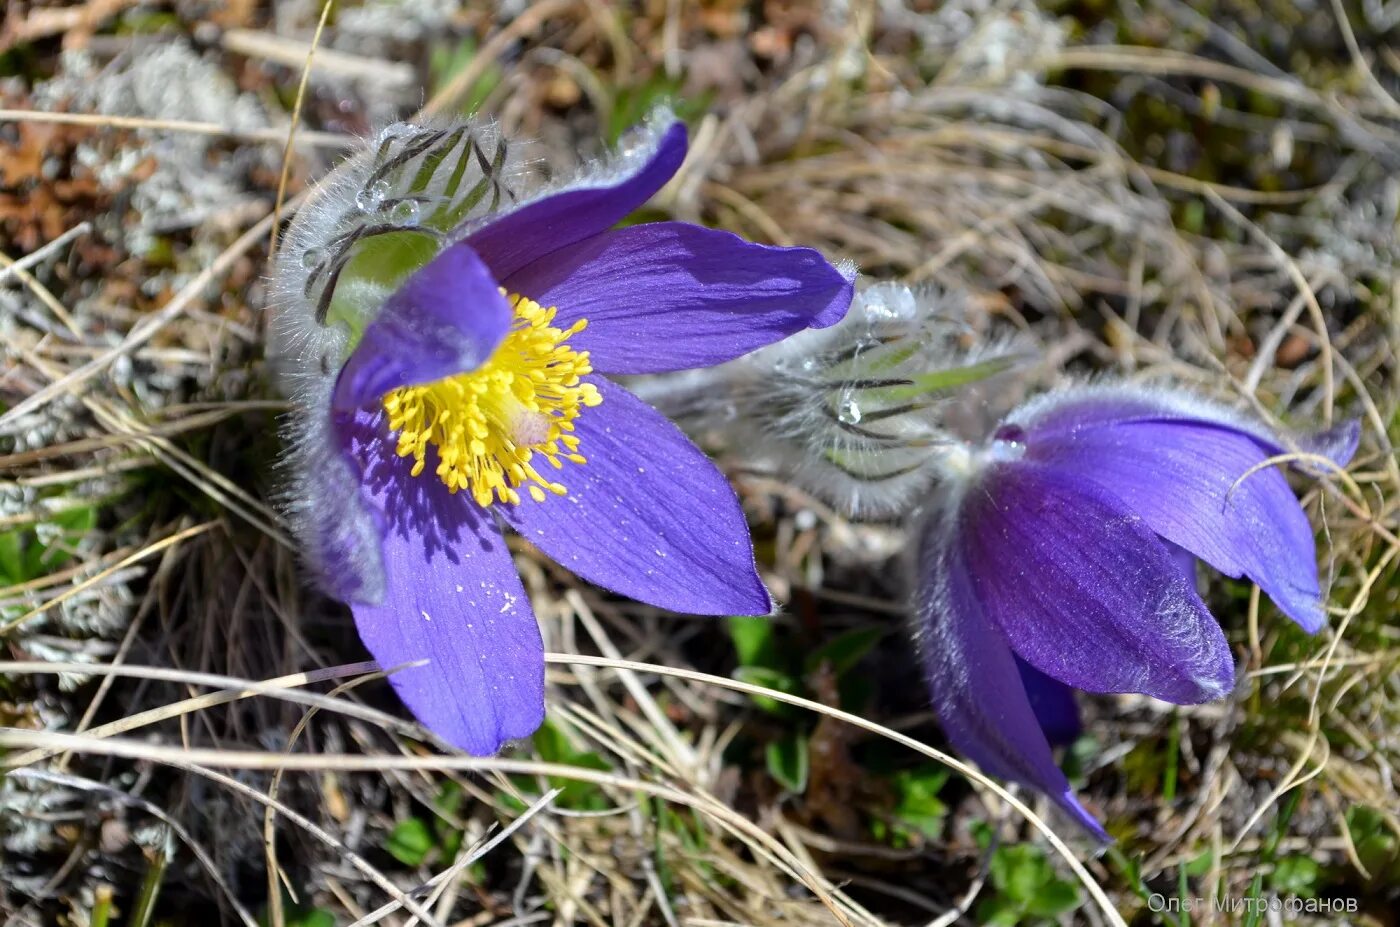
382 293 602 506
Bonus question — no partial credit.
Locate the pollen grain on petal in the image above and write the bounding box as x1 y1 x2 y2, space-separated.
382 293 601 506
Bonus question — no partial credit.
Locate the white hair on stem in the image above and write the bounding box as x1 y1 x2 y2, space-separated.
633 279 1026 519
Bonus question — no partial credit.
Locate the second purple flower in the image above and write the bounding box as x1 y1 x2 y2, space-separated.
916 384 1358 838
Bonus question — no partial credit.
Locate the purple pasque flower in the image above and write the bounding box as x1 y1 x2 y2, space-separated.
274 117 853 754
916 382 1359 838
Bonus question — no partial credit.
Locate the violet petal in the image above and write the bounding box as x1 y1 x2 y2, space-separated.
919 532 1108 840
961 462 1235 704
333 244 511 411
1016 658 1082 748
305 423 387 603
464 122 687 283
500 222 853 373
1295 419 1362 468
1012 385 1360 470
345 409 545 754
1029 420 1330 632
499 377 770 616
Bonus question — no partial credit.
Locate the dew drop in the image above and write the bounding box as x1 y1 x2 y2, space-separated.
389 198 420 226
988 423 1028 462
375 124 406 146
300 247 323 269
837 393 863 424
993 424 1027 445
861 284 917 323
355 180 390 212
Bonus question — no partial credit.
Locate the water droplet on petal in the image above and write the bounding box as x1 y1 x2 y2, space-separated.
988 424 1028 462
993 423 1027 445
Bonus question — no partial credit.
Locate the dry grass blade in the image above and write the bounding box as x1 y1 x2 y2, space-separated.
0 204 287 428
0 109 353 147
268 0 334 258
0 730 865 927
0 651 1126 926
346 788 563 927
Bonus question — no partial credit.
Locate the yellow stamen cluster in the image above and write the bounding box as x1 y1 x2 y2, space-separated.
382 293 602 506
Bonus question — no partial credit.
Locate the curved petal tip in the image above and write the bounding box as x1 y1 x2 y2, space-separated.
333 244 511 411
1298 418 1362 468
1057 789 1112 845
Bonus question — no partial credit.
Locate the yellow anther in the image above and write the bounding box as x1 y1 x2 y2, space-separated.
382 292 602 505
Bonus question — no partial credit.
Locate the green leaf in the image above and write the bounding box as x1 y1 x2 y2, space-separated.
532 720 574 764
432 780 464 821
0 530 23 583
431 781 465 857
1060 733 1100 782
24 504 96 576
385 817 434 867
974 893 1025 927
990 845 1052 903
1347 806 1399 879
604 74 699 145
287 909 336 927
1104 846 1151 904
530 721 612 809
261 900 336 927
727 615 779 669
765 735 810 794
1269 855 1321 898
889 767 950 840
1026 879 1080 917
1347 804 1384 839
866 356 1019 404
324 231 440 340
803 626 884 678
732 665 799 715
1184 848 1214 878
